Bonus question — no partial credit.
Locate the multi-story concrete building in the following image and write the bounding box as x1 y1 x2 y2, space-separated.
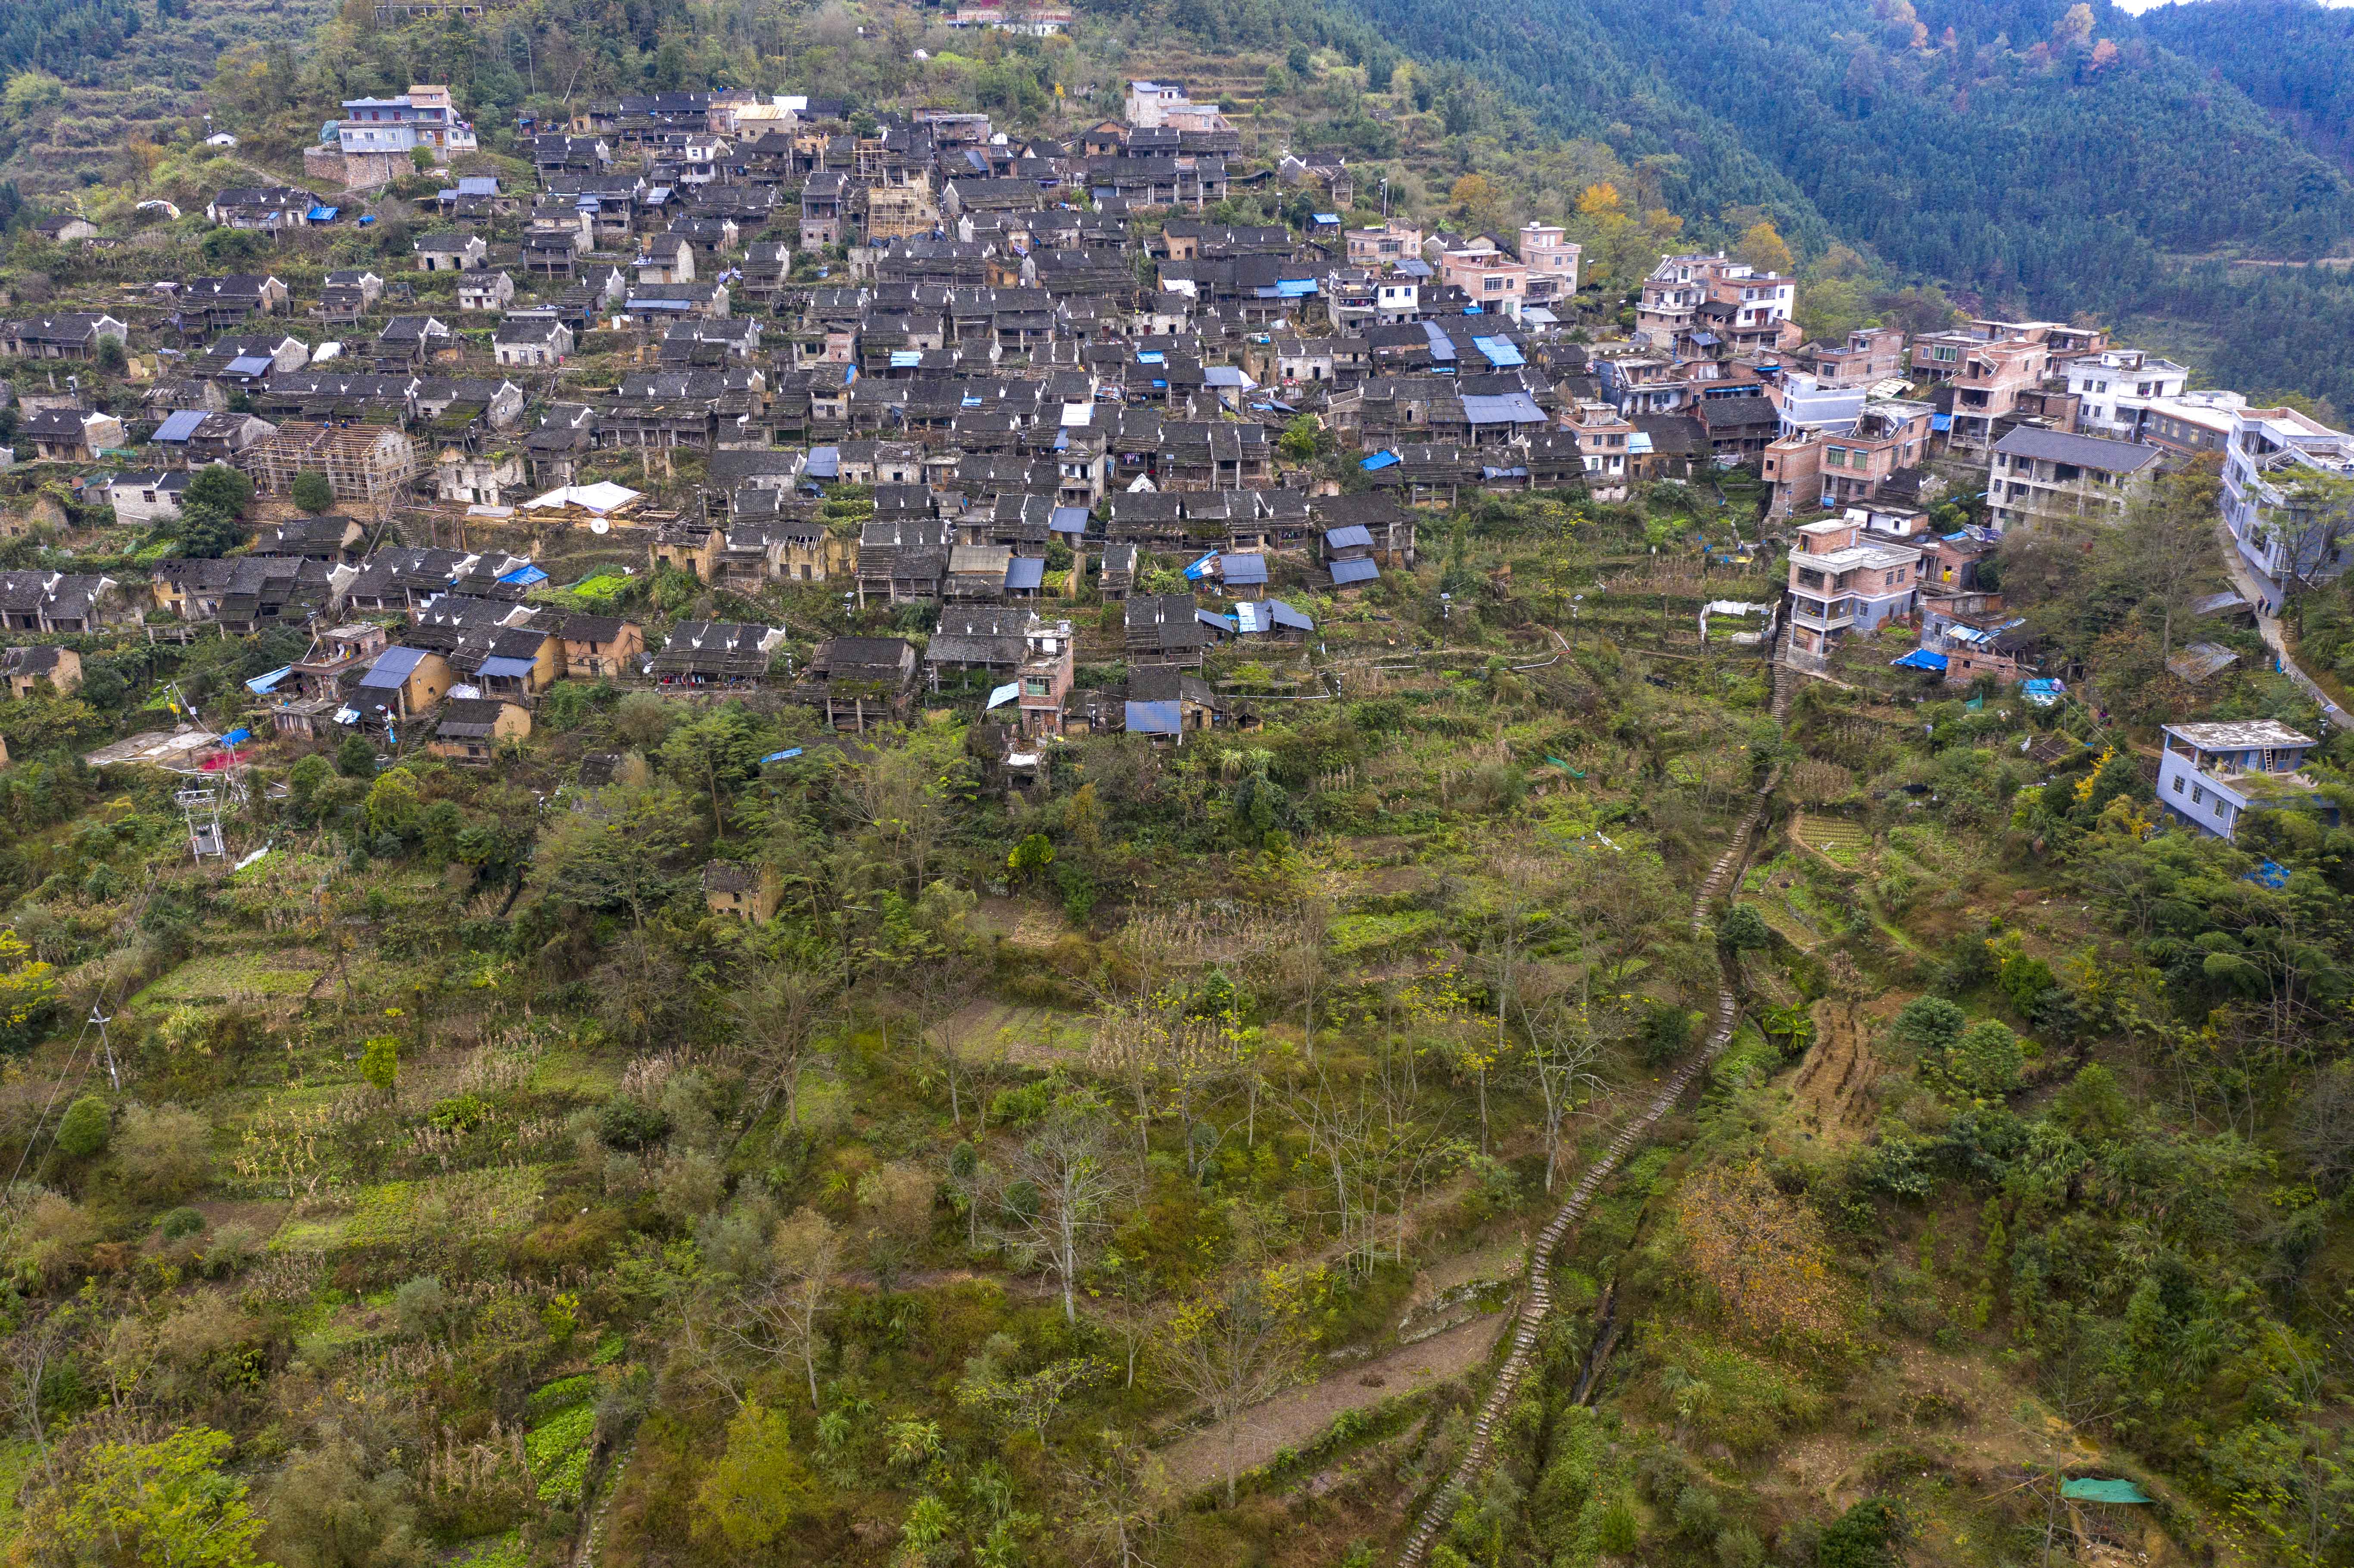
1797 326 1906 389
1344 221 1423 269
1762 400 1936 518
2220 404 2354 611
1784 516 1923 662
1515 222 1581 309
1437 240 1527 320
1986 427 2162 533
1636 254 1794 349
1932 337 2052 452
2158 719 2336 840
2129 389 2245 457
2061 348 2190 440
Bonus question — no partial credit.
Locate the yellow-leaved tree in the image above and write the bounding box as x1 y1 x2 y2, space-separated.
0 929 57 1049
1675 1161 1846 1343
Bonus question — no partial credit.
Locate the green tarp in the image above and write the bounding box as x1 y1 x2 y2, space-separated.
2061 1479 2150 1505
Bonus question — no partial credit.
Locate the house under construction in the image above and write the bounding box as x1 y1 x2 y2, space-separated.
242 421 418 507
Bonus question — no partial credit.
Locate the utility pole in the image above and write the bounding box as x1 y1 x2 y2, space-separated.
91 1003 118 1092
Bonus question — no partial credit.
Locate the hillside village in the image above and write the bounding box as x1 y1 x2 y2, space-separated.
0 44 2350 1568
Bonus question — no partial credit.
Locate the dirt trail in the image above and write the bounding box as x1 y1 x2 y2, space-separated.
1157 1314 1506 1492
1395 640 1793 1568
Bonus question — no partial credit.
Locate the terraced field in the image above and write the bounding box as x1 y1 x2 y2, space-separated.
5 0 335 195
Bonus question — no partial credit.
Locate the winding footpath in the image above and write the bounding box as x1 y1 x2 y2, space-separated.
1394 645 1794 1567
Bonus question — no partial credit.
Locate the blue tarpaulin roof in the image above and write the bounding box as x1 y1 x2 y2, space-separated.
2247 859 2291 889
1331 557 1379 585
1930 413 1953 431
1005 557 1046 591
1269 278 1317 298
477 655 538 679
760 748 804 764
803 445 841 479
1359 451 1399 472
1313 212 1340 224
1127 700 1181 735
890 349 922 367
1472 335 1526 368
1220 553 1269 585
497 564 549 586
306 206 339 222
1891 647 1949 672
987 681 1020 710
1182 551 1219 580
1136 350 1165 364
245 666 293 695
153 409 207 442
219 727 251 746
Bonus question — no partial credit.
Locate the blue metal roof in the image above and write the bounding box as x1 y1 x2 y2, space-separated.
477 655 538 679
1049 505 1089 534
889 349 922 367
1420 319 1457 361
153 409 207 442
360 646 427 688
1312 212 1340 224
1268 599 1314 631
1323 524 1374 549
1462 392 1545 425
1127 700 1181 735
1220 553 1269 585
1005 557 1046 591
226 355 275 377
1331 557 1379 585
1359 451 1399 472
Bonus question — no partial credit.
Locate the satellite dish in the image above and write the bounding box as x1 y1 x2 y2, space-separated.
589 519 610 535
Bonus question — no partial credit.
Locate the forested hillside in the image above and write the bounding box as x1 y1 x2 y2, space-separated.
1310 0 2354 407
2142 0 2354 173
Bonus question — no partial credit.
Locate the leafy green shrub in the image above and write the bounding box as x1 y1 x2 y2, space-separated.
597 1097 670 1150
55 1095 109 1157
1638 1002 1697 1066
429 1094 492 1133
1818 1497 1900 1568
1887 996 1965 1054
156 1206 206 1241
392 1276 450 1339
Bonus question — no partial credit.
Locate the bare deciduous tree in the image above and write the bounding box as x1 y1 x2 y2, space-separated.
726 964 833 1129
991 1091 1127 1325
1155 1269 1311 1506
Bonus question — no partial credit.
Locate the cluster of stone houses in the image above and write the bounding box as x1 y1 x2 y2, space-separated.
8 81 2348 835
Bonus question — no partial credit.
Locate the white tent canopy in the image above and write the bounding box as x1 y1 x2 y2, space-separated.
523 481 642 515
